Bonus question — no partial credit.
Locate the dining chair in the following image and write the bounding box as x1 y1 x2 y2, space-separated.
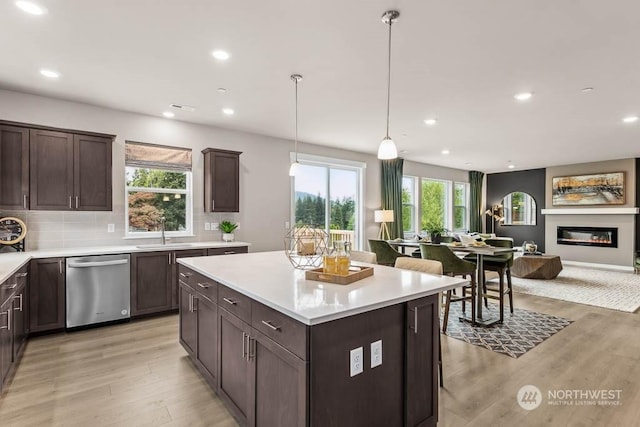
367 239 410 266
419 243 476 333
394 257 445 388
478 238 514 322
349 250 377 264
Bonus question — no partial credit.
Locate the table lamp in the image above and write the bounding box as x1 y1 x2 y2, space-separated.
374 210 394 240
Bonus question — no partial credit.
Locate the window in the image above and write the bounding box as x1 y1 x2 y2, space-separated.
453 182 469 231
421 178 451 232
125 141 193 237
292 154 364 249
402 176 416 234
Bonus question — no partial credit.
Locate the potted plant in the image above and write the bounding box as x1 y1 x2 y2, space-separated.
423 220 446 244
220 220 238 242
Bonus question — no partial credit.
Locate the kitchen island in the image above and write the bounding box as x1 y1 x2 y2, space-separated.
177 251 465 427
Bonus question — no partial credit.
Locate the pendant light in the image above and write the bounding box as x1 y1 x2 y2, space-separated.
377 10 400 160
289 74 303 176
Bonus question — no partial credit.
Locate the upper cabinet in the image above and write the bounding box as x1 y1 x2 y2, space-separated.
0 125 29 210
0 121 114 211
202 148 241 212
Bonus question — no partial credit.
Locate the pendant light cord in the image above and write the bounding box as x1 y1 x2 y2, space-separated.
294 77 298 162
385 18 393 139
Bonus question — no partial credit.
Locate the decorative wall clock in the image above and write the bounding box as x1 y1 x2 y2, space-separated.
0 217 27 246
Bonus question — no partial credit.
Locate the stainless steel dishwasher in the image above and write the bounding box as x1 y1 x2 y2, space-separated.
66 254 131 328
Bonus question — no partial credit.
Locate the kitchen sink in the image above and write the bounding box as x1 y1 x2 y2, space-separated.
135 243 197 249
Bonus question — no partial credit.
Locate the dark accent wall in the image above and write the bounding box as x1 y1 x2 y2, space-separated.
486 168 546 252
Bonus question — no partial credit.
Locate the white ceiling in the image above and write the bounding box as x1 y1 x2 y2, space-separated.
1 0 639 173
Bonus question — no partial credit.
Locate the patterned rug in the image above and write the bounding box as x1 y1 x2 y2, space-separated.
443 303 572 358
508 266 640 313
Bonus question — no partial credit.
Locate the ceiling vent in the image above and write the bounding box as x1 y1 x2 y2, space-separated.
169 104 196 112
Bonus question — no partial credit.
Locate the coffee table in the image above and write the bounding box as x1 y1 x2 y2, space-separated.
512 254 563 279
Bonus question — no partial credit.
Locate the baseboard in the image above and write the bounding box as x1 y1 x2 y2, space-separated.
561 260 635 272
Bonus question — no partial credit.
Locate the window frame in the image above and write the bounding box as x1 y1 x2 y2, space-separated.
402 175 418 237
453 181 470 232
125 167 194 239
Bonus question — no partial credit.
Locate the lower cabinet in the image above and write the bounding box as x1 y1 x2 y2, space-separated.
172 249 207 309
0 298 13 392
179 282 198 356
131 252 172 316
0 266 29 394
29 258 65 333
12 280 28 361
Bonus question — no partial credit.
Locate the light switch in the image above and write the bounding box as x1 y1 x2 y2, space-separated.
212 222 219 231
371 340 382 368
107 224 115 233
350 347 363 377
205 222 211 231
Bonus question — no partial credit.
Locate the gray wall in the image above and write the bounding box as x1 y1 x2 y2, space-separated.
544 159 636 266
0 89 466 252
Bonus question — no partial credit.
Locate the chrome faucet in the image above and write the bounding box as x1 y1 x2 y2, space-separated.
160 216 166 245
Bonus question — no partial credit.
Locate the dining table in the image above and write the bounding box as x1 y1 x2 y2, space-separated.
387 240 517 326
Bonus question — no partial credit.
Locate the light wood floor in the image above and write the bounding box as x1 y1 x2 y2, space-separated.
0 293 638 426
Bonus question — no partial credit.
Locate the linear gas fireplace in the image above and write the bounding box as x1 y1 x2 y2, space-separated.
557 226 618 248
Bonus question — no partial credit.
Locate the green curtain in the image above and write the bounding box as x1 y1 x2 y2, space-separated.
469 170 484 233
381 158 404 239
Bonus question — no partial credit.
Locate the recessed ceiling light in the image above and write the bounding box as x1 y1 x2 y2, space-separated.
222 108 234 115
622 116 638 123
39 69 60 78
162 111 175 118
424 118 438 126
441 149 450 155
16 1 47 15
508 164 515 169
169 103 195 112
581 87 594 93
217 88 227 93
399 150 409 154
212 50 230 61
464 162 472 166
514 92 533 101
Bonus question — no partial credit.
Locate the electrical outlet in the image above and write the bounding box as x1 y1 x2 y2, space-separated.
236 222 240 230
371 340 382 368
212 222 219 231
107 224 115 233
350 347 363 377
205 222 211 231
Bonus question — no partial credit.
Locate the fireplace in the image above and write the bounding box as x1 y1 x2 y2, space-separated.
556 226 618 248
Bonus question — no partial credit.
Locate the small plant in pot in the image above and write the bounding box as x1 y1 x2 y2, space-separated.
220 220 238 242
423 220 446 244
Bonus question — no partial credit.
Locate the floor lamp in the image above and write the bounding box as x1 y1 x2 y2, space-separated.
375 210 394 240
484 205 504 234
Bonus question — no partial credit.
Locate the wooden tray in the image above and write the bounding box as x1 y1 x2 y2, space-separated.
305 266 374 285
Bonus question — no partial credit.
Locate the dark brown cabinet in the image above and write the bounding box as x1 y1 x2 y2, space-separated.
29 258 65 333
30 129 112 211
0 297 12 393
196 294 218 383
207 246 248 256
172 249 207 309
202 148 241 212
12 269 28 360
179 282 197 357
0 125 29 210
131 251 172 316
405 295 439 427
0 266 29 394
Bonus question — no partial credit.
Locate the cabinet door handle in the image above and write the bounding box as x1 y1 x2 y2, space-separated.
261 320 280 331
242 332 247 359
16 272 28 278
6 283 17 290
413 307 418 334
69 196 73 209
59 259 63 275
75 196 79 209
212 199 215 211
248 337 255 360
224 251 236 255
179 272 192 278
222 297 237 305
14 294 23 312
192 295 198 312
197 282 211 289
1 311 10 331
23 194 27 209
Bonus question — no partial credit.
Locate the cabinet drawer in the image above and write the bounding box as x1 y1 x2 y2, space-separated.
178 265 195 286
218 284 251 323
207 246 248 256
252 301 308 360
193 271 218 303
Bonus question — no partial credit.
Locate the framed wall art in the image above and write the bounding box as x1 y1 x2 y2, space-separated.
552 172 625 206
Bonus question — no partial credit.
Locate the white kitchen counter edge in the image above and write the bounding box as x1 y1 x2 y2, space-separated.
178 253 466 326
0 241 250 284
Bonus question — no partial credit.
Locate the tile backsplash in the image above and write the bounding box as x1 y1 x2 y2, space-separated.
0 207 237 251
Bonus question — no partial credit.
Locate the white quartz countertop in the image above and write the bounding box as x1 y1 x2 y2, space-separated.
0 241 250 284
178 251 466 325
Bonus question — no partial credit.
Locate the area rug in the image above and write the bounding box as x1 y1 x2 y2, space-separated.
507 266 640 313
443 303 572 358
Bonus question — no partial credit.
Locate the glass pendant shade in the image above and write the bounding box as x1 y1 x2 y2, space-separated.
377 136 398 160
289 161 300 176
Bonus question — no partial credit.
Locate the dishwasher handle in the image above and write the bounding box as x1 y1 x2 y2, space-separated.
68 259 129 268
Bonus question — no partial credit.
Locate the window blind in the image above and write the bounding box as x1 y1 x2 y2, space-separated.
125 141 192 171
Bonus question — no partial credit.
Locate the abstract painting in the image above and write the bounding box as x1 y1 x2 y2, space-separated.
552 172 625 205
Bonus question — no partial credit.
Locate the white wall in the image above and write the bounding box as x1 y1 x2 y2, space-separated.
0 89 466 252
